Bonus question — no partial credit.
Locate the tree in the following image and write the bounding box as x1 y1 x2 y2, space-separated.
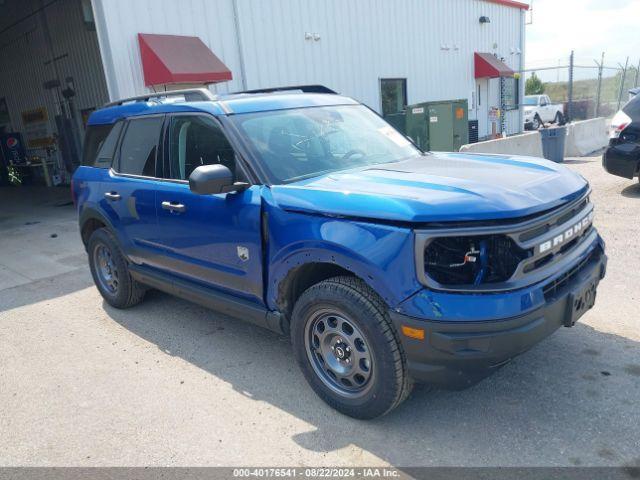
525 73 545 95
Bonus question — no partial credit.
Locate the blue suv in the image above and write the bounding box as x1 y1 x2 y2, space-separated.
73 86 606 418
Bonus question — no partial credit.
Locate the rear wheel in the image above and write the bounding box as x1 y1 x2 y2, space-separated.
555 111 565 125
291 276 412 419
88 228 146 308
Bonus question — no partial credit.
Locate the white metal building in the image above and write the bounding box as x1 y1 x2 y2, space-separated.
0 0 527 182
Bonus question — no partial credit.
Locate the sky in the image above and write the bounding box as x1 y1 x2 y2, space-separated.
525 0 640 81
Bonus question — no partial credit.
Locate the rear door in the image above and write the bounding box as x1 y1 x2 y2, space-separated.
152 113 264 303
101 115 164 266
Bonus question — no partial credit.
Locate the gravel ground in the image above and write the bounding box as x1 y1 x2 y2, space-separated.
1 155 639 468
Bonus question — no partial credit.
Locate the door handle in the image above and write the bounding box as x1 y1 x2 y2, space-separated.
104 191 121 201
161 201 186 213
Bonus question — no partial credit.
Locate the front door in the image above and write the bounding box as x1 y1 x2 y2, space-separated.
152 114 264 303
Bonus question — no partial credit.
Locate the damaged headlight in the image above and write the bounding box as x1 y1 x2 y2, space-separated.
423 235 529 287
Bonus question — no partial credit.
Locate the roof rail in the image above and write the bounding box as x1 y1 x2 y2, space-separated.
103 88 216 108
232 85 337 95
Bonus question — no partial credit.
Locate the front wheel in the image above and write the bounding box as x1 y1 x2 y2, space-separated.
532 114 542 130
291 276 412 419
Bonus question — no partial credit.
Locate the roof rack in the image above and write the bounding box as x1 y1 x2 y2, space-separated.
103 88 216 108
232 85 337 95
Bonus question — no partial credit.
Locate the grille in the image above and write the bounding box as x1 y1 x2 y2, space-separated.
519 198 589 243
424 235 528 287
416 192 596 292
543 247 601 300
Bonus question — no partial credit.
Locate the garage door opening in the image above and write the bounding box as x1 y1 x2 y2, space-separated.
0 0 109 191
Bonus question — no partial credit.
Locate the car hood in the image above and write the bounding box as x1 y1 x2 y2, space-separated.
269 153 588 223
523 106 535 113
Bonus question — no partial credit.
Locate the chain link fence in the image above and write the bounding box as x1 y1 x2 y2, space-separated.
522 51 639 123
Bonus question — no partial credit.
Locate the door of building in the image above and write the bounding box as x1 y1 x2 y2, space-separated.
476 79 489 139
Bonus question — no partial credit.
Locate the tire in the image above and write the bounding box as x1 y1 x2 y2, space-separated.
532 114 542 130
291 276 413 419
87 227 146 309
554 111 565 125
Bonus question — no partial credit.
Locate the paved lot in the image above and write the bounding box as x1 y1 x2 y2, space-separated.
1 156 640 468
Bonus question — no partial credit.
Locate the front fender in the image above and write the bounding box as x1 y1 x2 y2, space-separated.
265 207 423 311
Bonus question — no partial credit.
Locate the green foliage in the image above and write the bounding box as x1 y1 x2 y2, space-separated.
525 73 545 95
7 166 21 186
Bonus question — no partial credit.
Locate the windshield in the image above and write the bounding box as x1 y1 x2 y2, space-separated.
523 96 538 106
229 104 421 183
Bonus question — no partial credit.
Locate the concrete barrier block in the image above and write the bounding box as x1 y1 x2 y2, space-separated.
459 131 543 157
564 117 609 157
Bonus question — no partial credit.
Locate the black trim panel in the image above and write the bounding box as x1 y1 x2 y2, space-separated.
129 264 284 335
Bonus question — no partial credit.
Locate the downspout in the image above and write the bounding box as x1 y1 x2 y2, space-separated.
231 0 248 90
519 8 525 133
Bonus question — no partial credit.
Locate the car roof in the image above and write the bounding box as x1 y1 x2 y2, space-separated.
88 92 359 126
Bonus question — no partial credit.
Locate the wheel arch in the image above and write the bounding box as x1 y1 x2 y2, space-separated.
269 245 407 331
79 207 115 249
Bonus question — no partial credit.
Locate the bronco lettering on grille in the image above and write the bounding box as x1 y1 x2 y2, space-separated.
538 212 594 254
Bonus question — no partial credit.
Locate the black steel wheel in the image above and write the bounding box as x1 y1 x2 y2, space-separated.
93 243 119 294
87 228 146 309
305 309 374 397
291 276 412 419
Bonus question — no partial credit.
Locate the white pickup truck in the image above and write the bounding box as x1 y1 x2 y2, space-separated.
523 95 565 130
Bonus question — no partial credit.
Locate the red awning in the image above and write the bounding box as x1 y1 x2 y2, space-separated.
138 33 232 87
485 0 529 10
474 52 515 79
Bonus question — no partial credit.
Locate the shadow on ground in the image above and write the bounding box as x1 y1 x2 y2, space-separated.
621 183 640 198
104 290 640 467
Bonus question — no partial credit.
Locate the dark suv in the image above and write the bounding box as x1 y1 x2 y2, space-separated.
73 87 606 419
603 94 640 181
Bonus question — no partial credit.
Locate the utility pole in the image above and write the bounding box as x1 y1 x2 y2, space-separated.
567 50 574 123
594 52 604 118
617 56 629 110
634 58 640 88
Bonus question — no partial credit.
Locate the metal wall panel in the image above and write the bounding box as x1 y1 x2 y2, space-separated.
234 0 524 135
0 0 109 139
92 0 246 99
93 0 525 136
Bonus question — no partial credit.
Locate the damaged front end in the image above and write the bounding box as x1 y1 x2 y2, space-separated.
414 192 597 293
423 235 527 287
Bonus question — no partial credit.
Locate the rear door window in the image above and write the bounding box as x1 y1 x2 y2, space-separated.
117 116 164 176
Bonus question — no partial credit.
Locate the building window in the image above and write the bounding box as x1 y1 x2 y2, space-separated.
503 77 519 111
380 78 407 116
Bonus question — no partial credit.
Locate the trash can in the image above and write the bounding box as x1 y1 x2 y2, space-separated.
540 126 567 163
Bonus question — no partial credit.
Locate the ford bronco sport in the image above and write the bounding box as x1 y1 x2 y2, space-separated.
73 86 606 419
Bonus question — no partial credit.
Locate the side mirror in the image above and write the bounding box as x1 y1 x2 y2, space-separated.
188 164 247 195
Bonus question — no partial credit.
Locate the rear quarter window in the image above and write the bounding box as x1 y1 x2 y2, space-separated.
82 122 123 168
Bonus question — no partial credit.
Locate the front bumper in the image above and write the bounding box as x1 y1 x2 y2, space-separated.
390 244 607 389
